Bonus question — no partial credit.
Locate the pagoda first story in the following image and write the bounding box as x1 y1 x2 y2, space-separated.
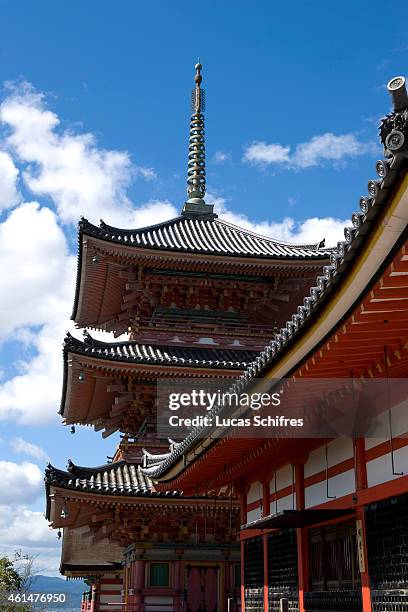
45 458 241 612
140 78 408 612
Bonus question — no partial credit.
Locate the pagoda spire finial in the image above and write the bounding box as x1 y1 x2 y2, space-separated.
182 61 215 218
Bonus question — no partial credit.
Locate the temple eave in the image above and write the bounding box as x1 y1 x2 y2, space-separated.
73 218 331 330
141 150 408 485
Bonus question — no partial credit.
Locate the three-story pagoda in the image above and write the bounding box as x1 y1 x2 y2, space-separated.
45 63 330 612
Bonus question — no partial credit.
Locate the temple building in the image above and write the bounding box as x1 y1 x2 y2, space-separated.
142 75 408 612
44 63 330 612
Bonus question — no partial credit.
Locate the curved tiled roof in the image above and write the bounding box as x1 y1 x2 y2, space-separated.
44 459 181 498
141 89 408 480
72 214 332 324
64 332 258 370
79 215 331 259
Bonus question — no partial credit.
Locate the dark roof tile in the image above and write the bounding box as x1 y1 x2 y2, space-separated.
64 332 258 370
45 460 181 497
79 215 331 259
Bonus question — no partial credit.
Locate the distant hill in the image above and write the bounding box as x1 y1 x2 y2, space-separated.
28 575 86 611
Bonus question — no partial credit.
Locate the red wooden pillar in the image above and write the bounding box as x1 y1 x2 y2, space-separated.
262 481 269 612
354 437 372 612
356 506 372 612
238 481 248 612
123 565 129 612
240 541 245 612
354 438 368 491
262 534 269 612
174 557 183 612
295 462 308 612
134 553 146 612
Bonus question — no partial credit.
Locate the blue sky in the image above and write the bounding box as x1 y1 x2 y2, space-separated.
0 0 407 575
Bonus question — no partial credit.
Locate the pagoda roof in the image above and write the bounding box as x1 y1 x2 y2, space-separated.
61 333 256 435
45 458 239 546
45 459 181 501
140 82 408 484
73 216 331 332
63 331 258 371
79 215 330 260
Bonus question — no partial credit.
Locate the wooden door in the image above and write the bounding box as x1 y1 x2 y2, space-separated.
309 522 361 591
186 565 218 612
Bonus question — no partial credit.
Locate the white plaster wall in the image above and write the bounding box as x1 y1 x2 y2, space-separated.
327 438 354 465
276 492 296 512
144 595 173 612
305 469 355 508
305 438 353 479
100 586 122 610
246 506 262 524
305 480 327 509
305 445 325 478
365 399 408 438
246 480 262 505
367 444 408 487
269 464 293 493
389 400 408 437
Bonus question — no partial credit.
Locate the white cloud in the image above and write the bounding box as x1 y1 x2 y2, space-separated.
243 142 290 165
0 201 75 423
293 133 376 168
135 165 157 180
0 150 19 210
0 320 74 425
129 199 177 227
11 437 49 462
0 505 61 575
0 201 74 339
243 132 377 169
209 192 348 247
213 151 230 163
0 461 43 504
284 216 349 245
0 83 157 225
0 507 53 547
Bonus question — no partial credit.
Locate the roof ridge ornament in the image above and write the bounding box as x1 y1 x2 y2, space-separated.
181 61 216 219
380 75 408 158
387 76 408 111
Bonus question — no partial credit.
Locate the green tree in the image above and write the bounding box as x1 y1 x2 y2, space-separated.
0 556 22 591
0 552 38 611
